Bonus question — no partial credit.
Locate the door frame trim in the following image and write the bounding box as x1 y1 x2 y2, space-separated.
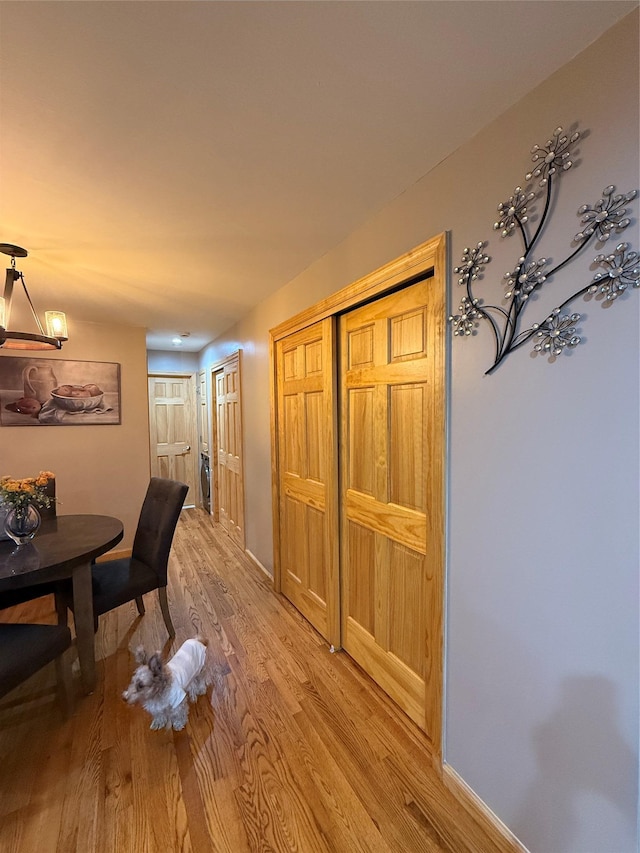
270 232 447 763
271 232 446 340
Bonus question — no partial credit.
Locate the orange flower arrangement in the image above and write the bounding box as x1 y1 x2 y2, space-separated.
0 471 56 512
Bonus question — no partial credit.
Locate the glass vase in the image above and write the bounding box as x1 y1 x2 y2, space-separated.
3 504 41 545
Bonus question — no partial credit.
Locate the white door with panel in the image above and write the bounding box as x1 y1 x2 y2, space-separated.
148 374 198 507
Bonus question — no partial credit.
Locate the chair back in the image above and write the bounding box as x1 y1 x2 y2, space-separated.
131 478 188 584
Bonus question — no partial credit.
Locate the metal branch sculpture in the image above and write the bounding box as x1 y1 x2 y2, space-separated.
449 126 639 374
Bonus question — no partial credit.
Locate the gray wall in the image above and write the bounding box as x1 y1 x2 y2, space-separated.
147 349 199 374
200 14 639 851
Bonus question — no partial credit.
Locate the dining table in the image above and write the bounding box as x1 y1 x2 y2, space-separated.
0 514 124 693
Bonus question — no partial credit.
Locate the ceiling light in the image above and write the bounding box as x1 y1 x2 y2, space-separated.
0 244 68 350
171 337 183 347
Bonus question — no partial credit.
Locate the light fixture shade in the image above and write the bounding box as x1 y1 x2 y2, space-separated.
45 310 68 341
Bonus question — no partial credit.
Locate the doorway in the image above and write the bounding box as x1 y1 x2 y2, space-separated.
147 373 198 507
211 351 245 550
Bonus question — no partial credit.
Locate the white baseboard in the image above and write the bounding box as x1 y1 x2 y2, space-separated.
443 764 529 853
245 548 273 580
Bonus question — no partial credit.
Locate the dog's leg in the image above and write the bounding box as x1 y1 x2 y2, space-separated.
171 700 189 731
192 676 208 698
150 712 170 730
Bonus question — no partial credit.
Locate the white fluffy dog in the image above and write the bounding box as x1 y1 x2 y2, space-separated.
122 637 210 731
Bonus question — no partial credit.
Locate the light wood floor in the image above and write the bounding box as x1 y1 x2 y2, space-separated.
0 509 493 852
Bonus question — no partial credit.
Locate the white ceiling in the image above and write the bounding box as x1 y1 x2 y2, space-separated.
0 1 636 352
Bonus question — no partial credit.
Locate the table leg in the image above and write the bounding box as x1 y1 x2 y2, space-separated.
72 560 96 693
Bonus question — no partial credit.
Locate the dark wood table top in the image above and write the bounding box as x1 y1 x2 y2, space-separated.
0 514 124 591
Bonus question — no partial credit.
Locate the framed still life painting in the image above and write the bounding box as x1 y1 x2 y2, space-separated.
0 356 121 426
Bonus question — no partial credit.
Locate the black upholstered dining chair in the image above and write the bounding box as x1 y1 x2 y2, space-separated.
0 578 58 611
0 622 73 711
57 477 188 637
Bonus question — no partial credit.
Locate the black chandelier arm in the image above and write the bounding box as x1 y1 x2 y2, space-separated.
18 273 47 336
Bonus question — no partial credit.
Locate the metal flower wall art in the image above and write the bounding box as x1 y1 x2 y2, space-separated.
449 126 639 373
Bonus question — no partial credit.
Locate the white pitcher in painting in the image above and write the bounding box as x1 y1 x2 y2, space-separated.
23 363 58 403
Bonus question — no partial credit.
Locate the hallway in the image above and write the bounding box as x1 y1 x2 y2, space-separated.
0 509 493 852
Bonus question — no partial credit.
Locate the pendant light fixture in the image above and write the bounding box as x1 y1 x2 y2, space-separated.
0 243 68 350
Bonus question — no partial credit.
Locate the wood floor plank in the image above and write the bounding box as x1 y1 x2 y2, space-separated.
102 742 134 853
8 716 72 851
0 508 500 853
285 708 394 853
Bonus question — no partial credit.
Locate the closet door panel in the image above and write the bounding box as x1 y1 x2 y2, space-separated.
275 318 339 645
346 521 375 634
341 280 433 732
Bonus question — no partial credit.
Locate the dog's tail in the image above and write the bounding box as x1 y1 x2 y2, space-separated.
194 635 209 647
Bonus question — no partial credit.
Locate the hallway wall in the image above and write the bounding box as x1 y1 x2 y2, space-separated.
200 13 639 851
